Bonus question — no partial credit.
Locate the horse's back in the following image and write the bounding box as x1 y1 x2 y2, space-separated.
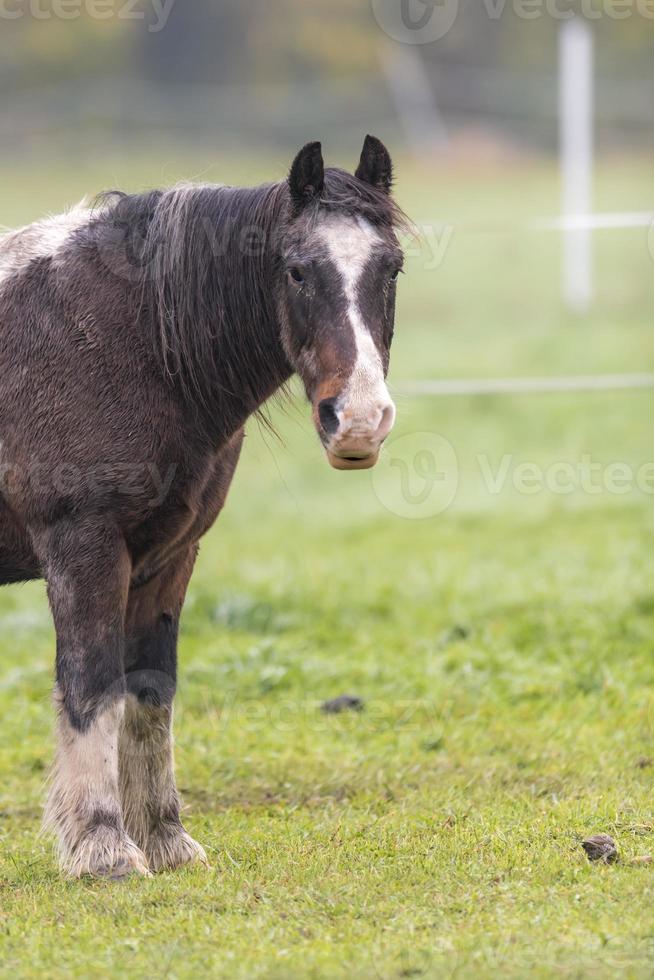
0 205 92 285
0 208 171 529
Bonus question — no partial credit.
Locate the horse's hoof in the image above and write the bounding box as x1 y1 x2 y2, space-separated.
145 823 208 872
96 856 153 881
61 827 151 879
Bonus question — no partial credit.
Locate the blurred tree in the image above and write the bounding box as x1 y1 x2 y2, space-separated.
0 13 129 90
250 0 378 82
0 0 650 152
140 0 257 84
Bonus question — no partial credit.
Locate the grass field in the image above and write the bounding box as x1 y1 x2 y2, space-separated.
0 151 653 978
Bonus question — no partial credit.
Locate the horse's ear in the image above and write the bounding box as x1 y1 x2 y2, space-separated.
355 134 393 194
288 141 325 208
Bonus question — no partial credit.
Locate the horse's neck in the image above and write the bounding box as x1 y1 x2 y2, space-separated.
213 317 292 432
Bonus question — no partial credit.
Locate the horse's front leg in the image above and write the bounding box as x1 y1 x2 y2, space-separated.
119 545 207 872
37 520 149 878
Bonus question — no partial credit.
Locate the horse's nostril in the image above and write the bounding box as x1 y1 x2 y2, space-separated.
318 398 340 436
376 402 396 441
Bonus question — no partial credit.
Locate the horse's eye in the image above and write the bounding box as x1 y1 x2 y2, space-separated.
389 268 402 284
288 267 304 284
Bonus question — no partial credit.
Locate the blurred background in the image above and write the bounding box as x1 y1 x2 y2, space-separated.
1 10 653 970
1 0 653 156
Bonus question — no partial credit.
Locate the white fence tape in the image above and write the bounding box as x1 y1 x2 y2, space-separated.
417 211 653 236
533 211 654 232
397 374 654 397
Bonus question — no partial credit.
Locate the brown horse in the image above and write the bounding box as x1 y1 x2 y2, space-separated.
0 136 407 878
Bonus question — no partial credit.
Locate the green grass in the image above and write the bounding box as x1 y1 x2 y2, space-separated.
1 152 653 978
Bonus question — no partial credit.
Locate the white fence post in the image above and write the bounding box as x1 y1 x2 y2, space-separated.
559 19 594 314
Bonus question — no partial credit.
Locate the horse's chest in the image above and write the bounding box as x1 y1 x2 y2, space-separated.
128 431 245 580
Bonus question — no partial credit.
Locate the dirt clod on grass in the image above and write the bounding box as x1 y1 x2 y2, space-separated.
582 834 618 864
321 694 364 714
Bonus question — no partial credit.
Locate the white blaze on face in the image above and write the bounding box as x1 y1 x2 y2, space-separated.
316 214 395 439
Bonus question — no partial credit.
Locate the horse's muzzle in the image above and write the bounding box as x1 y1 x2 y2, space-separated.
316 397 396 471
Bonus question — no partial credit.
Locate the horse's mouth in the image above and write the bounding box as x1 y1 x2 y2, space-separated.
326 450 379 471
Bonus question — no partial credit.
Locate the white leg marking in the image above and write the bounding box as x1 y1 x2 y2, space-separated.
44 691 149 878
119 694 207 871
